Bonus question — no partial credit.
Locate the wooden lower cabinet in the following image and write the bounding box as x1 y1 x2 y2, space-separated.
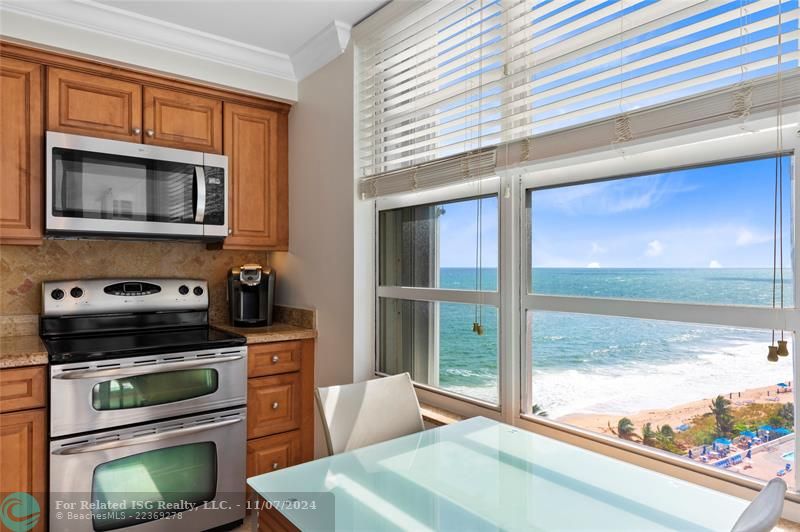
258 502 300 532
246 430 302 507
0 366 46 413
0 408 46 532
248 373 301 439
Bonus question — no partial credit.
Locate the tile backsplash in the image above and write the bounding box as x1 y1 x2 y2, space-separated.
0 240 271 322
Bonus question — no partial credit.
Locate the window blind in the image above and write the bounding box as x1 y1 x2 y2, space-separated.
357 0 800 189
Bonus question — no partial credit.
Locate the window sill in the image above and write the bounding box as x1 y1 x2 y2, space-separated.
419 402 466 426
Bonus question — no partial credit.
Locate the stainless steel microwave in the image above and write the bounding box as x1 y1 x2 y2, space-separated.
46 131 228 240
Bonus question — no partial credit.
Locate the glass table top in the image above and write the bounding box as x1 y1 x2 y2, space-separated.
248 417 750 531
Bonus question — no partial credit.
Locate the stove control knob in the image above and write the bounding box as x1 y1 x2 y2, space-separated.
178 285 189 295
193 286 204 296
70 287 83 298
51 288 65 300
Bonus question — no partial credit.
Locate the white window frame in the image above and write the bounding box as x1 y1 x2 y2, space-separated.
374 177 506 413
368 94 800 506
517 106 800 499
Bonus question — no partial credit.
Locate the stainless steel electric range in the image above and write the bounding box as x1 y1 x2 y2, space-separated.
40 278 247 532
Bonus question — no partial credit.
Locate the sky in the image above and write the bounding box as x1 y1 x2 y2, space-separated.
437 155 793 268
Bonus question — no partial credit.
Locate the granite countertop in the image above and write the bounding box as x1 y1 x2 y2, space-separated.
0 335 48 368
212 322 316 344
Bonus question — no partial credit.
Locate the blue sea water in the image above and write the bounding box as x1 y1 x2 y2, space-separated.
437 267 795 414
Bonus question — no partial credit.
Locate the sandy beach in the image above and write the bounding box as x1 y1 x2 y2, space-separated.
559 382 793 435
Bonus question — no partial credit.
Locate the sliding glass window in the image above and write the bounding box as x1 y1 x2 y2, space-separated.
524 155 798 488
377 191 500 405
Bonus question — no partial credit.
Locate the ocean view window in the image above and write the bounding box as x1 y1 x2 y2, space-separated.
525 154 798 488
529 311 795 488
530 156 794 305
377 193 500 404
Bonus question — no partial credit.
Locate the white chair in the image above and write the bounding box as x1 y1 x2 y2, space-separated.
315 373 424 455
730 478 787 532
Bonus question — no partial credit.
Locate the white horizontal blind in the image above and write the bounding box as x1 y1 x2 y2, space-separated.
357 0 800 183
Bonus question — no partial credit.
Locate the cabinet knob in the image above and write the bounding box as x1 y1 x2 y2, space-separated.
271 355 279 363
132 127 141 135
146 129 154 137
272 462 279 470
228 228 232 235
272 402 279 410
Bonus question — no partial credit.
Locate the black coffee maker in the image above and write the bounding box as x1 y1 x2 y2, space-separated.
227 264 275 327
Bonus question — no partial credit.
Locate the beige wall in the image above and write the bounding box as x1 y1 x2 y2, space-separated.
270 44 366 456
0 240 269 323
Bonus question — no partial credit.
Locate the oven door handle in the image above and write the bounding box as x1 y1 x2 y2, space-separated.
53 417 243 455
53 354 243 380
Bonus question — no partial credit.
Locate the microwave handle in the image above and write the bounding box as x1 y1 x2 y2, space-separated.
194 166 206 223
53 416 243 455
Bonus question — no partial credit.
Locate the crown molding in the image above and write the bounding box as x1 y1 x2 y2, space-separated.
291 20 352 81
0 0 297 81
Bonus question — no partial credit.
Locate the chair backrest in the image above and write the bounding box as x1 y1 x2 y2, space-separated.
730 478 787 532
315 373 425 455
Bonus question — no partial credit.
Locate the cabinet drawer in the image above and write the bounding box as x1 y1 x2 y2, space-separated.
0 366 46 413
248 341 302 377
47 68 142 142
248 373 301 439
143 87 222 153
247 430 301 478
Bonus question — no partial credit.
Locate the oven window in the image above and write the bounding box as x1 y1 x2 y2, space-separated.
92 369 219 410
92 442 217 531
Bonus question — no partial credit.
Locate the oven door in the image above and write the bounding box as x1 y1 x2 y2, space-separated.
50 408 246 532
50 347 247 437
46 131 227 240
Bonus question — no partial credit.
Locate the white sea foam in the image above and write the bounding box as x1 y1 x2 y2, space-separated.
532 340 793 418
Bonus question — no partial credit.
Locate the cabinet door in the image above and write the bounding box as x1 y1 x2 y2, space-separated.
0 409 46 532
247 430 301 478
0 58 43 245
223 103 288 250
143 87 221 153
247 373 301 439
0 366 46 413
47 67 142 142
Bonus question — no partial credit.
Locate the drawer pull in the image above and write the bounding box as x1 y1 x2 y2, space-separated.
272 462 279 470
272 402 279 410
271 355 279 363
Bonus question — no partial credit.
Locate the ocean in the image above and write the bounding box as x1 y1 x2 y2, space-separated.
437 268 795 417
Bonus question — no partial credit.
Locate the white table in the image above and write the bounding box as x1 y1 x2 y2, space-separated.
248 416 749 531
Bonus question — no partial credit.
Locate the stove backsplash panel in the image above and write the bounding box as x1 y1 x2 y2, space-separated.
0 240 270 323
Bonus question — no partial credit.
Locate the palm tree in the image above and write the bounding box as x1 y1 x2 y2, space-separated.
531 404 548 417
641 423 656 446
779 402 794 428
616 417 637 441
710 395 734 437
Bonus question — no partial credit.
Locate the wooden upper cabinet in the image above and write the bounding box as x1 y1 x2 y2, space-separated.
143 87 222 153
0 58 43 245
47 67 142 142
223 103 288 250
